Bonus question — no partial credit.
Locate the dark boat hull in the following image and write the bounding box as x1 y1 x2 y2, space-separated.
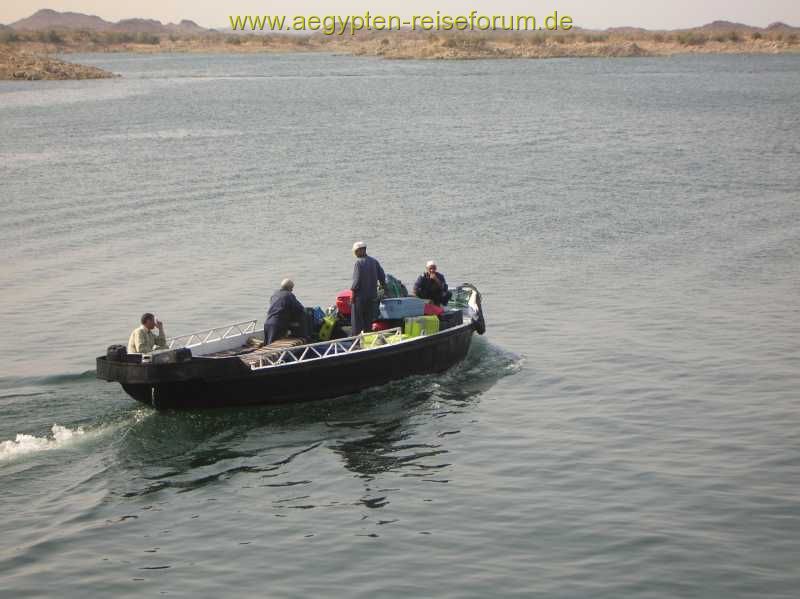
98 323 475 410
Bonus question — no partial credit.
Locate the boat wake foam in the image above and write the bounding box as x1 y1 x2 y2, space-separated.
0 424 88 461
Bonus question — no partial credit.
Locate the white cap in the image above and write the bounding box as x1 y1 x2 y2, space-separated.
280 278 294 291
352 241 367 251
426 260 436 268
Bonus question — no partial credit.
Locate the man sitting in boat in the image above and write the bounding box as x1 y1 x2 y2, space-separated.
351 241 386 335
414 260 452 306
127 313 167 354
264 279 307 345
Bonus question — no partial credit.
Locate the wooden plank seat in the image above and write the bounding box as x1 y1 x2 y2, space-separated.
202 337 307 363
238 337 307 367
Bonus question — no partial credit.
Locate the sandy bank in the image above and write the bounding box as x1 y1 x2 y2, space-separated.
0 45 114 80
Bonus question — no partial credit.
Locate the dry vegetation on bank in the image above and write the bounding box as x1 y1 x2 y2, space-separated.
1 25 798 80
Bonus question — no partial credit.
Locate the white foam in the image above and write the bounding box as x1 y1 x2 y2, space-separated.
0 424 87 461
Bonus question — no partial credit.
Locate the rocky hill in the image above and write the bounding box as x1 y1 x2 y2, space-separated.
693 20 759 32
9 9 208 35
10 9 112 31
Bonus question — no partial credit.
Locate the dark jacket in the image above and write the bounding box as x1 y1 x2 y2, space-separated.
351 255 386 300
414 272 448 301
265 289 305 328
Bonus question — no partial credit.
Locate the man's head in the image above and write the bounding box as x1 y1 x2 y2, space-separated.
280 278 294 292
426 260 437 274
141 312 155 330
352 241 367 258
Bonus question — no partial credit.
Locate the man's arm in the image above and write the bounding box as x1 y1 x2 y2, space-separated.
439 273 448 293
376 260 386 288
154 321 167 349
291 294 305 319
413 274 425 296
351 261 361 293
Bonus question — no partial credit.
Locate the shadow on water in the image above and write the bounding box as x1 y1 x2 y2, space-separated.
110 338 522 497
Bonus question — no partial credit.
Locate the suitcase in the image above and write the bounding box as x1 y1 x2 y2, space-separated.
403 315 440 337
438 309 464 330
380 297 426 319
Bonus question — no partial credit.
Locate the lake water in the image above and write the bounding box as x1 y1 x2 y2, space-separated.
0 52 798 597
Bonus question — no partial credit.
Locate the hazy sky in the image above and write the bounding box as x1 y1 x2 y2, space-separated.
2 1 799 29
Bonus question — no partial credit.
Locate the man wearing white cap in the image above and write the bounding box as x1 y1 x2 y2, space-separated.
413 260 452 306
350 241 386 335
264 278 307 344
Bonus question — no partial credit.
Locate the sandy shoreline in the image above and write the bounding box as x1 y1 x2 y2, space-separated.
0 45 114 79
1 31 798 80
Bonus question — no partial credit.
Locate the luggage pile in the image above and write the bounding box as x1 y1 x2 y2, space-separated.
373 293 463 338
311 274 464 344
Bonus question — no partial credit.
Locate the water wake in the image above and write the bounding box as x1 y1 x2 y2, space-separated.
0 424 98 461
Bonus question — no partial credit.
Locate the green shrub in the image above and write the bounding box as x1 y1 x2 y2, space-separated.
40 29 64 44
582 34 608 43
108 32 135 44
0 29 19 43
135 32 160 45
751 31 763 40
677 32 706 46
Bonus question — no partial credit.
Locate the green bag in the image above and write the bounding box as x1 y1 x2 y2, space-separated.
384 274 408 299
318 315 337 341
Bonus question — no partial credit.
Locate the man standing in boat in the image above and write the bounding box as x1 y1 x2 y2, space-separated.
350 241 386 335
127 313 167 354
264 279 307 345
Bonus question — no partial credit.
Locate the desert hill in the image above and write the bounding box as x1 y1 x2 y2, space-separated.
9 9 208 35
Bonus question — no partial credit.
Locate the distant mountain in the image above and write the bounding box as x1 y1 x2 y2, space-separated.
9 9 210 35
605 27 649 34
694 20 758 32
167 20 208 34
766 21 800 32
11 9 113 31
112 18 163 34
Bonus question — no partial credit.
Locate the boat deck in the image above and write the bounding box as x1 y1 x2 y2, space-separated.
205 337 307 367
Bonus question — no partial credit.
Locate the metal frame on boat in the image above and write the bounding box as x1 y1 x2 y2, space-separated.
96 284 486 410
166 320 258 352
249 328 405 369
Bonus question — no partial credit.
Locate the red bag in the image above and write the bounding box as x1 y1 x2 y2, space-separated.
424 303 444 316
336 290 353 316
371 320 392 331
